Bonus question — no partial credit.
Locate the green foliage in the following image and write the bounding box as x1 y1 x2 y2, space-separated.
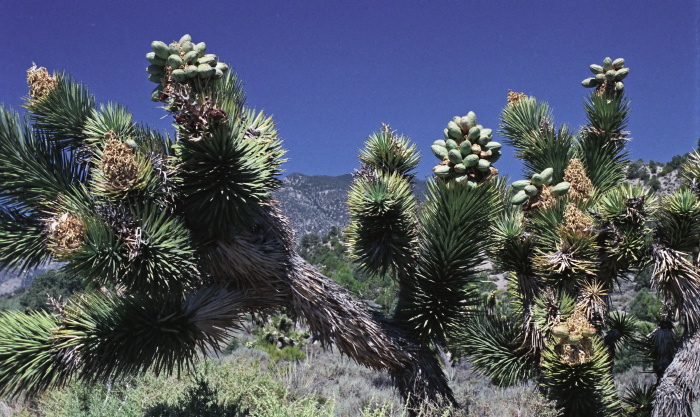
459 312 536 386
629 288 662 322
298 229 397 313
144 378 249 417
648 175 661 191
626 159 649 181
405 179 502 344
541 338 621 416
19 269 85 311
250 314 309 362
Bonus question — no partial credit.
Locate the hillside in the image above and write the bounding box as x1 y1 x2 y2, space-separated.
274 173 427 239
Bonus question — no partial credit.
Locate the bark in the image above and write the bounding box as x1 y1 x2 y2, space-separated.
652 330 700 417
206 205 456 412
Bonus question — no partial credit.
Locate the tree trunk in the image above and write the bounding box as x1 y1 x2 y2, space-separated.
652 330 700 417
205 205 456 412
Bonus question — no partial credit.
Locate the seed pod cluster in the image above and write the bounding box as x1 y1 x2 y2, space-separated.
146 34 230 101
511 168 570 206
551 309 597 364
431 111 501 187
581 57 628 93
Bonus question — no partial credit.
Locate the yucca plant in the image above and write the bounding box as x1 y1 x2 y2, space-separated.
450 57 700 417
0 35 462 412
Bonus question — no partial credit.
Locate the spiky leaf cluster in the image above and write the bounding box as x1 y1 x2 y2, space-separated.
541 337 621 416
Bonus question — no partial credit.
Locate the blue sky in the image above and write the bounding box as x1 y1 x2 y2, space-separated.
1 1 698 180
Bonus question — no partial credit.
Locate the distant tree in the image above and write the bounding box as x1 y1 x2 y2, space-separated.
649 160 658 173
649 175 661 191
19 270 84 312
627 159 649 180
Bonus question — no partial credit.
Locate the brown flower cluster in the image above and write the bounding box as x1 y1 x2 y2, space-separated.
46 212 84 256
507 90 527 106
27 64 58 102
100 132 139 191
562 203 594 235
563 159 593 201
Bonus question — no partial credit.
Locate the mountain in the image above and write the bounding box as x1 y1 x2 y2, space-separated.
273 173 354 239
273 173 428 239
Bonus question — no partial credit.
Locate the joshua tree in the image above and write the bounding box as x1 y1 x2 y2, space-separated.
0 35 460 412
455 57 700 417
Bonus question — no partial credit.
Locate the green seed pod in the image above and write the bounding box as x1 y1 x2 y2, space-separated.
612 58 625 69
445 139 458 151
167 54 184 69
477 133 491 146
150 86 163 102
124 139 138 150
215 62 229 73
581 327 597 337
540 168 554 185
511 180 531 190
486 149 501 163
171 69 187 82
185 65 198 78
179 34 192 45
433 139 446 147
214 68 224 78
531 173 544 187
551 181 571 196
453 163 466 174
183 51 199 65
431 144 449 160
465 111 477 128
146 65 164 75
589 64 604 74
552 325 570 337
180 41 193 54
484 141 501 152
477 159 491 172
582 78 598 88
568 333 581 346
605 70 616 82
448 149 463 164
615 81 624 91
447 121 463 140
198 54 218 66
463 154 479 168
454 174 468 184
524 184 538 197
148 73 163 83
197 64 215 78
146 52 167 66
433 165 451 178
603 57 613 71
468 126 481 141
151 41 170 59
479 128 492 139
195 42 207 57
459 115 472 132
471 143 481 154
460 140 472 157
615 67 629 81
443 128 450 140
511 190 529 205
595 73 605 83
168 42 180 56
